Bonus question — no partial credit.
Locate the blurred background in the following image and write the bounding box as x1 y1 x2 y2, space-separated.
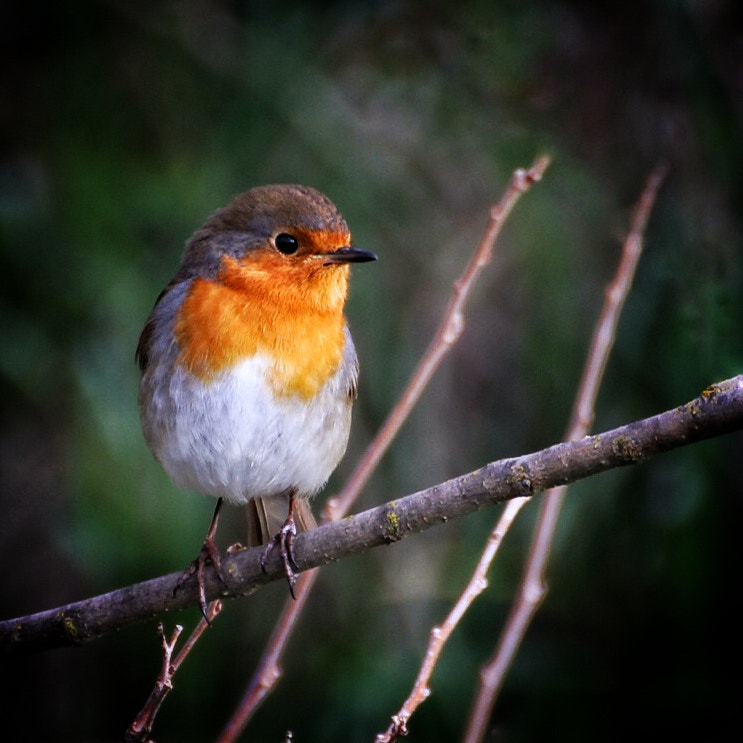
1 0 742 740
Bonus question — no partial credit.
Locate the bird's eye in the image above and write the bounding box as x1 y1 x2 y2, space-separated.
275 233 299 255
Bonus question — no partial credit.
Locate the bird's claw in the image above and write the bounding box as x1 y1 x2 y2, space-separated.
260 514 299 598
174 500 227 621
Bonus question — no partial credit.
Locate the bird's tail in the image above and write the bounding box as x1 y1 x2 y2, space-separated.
245 493 317 548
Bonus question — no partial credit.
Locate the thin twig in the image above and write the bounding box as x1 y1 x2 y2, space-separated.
124 600 223 743
216 157 551 742
215 572 316 743
125 623 182 743
328 156 551 522
377 163 667 742
462 163 668 743
171 600 223 672
376 496 530 742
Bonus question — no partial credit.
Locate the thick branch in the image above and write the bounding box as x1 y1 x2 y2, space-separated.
2 375 741 656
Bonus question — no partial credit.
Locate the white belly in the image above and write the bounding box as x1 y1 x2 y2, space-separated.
140 353 354 504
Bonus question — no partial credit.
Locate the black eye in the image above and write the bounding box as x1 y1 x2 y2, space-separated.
275 233 299 255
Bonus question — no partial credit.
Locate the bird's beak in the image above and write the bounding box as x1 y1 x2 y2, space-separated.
322 247 378 265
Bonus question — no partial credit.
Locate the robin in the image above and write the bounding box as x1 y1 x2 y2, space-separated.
136 184 376 615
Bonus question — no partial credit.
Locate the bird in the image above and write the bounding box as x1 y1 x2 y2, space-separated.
136 184 377 616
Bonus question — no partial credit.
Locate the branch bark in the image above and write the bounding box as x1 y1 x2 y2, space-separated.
2 374 742 657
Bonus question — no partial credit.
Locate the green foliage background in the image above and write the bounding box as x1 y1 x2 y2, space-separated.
1 1 741 740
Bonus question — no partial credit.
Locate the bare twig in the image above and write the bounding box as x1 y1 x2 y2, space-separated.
378 163 667 743
215 157 551 742
462 163 668 743
376 496 530 742
328 156 551 521
125 624 182 743
171 600 223 671
215 571 317 743
124 600 222 743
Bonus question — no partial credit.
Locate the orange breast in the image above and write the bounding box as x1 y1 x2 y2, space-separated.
174 254 350 399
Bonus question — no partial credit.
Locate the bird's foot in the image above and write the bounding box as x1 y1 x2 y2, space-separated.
174 498 227 621
260 513 299 598
175 535 227 620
